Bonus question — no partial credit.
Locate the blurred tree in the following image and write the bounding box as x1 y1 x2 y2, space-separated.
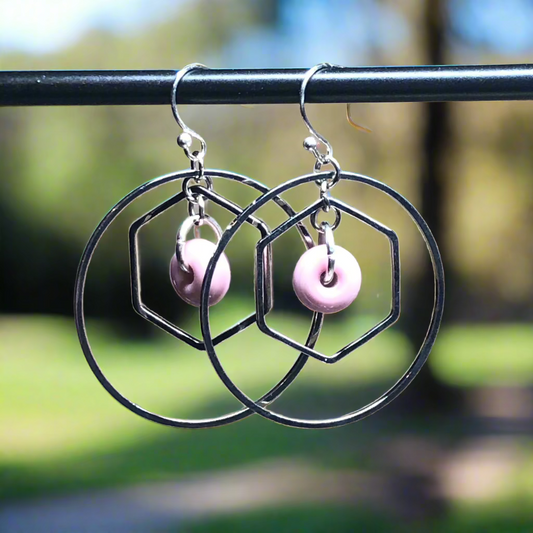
1 0 532 337
400 0 459 413
0 1 260 332
254 0 281 25
0 111 85 317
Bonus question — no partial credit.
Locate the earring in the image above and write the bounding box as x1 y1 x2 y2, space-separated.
200 63 446 429
74 64 322 428
169 66 231 308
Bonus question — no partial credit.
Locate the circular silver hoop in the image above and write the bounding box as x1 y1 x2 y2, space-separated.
74 169 322 429
200 170 445 429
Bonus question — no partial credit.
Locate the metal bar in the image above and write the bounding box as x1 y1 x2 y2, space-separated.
1 64 533 106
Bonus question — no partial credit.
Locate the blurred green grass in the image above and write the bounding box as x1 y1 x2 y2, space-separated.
431 324 533 387
0 303 410 460
1 303 410 501
183 506 533 533
1 307 533 522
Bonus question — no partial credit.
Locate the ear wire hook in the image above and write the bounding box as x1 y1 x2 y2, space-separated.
300 65 372 148
300 63 344 190
171 63 208 163
300 62 337 163
346 103 372 133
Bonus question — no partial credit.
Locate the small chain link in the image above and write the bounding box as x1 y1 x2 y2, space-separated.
310 205 341 231
187 194 206 220
183 152 212 208
314 155 341 190
318 221 336 286
319 179 331 212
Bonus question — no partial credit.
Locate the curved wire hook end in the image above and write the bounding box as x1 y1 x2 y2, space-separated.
300 64 372 163
171 63 209 162
346 104 372 134
300 63 337 162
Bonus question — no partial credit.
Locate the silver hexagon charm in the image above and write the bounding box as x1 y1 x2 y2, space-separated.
129 185 273 350
255 197 400 363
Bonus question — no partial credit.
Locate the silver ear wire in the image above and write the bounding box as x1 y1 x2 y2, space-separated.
300 63 342 187
171 63 208 163
300 63 338 163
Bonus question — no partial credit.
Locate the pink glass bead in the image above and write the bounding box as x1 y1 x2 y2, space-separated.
170 238 231 307
292 244 362 314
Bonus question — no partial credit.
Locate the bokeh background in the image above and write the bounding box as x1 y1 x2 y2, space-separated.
1 0 533 531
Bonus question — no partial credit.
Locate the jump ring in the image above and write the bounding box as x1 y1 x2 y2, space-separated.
176 214 223 273
190 153 205 176
319 180 331 212
314 156 342 188
310 205 342 231
318 221 336 286
188 194 207 219
183 175 213 203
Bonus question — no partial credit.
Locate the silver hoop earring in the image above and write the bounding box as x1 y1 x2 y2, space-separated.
74 64 322 428
199 63 446 429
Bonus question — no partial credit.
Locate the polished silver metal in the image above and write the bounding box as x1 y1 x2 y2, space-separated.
200 170 445 428
176 214 222 274
173 66 214 235
310 204 342 232
314 155 342 188
318 221 336 286
75 169 323 428
300 63 337 164
190 155 206 182
303 136 318 152
189 193 205 240
187 194 206 219
255 195 399 363
128 175 275 351
319 179 331 211
183 167 212 203
177 132 193 149
172 64 208 163
301 64 344 193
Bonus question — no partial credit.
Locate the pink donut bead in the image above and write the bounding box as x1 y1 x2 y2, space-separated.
170 238 231 307
292 244 362 314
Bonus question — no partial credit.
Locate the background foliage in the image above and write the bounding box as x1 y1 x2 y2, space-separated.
1 0 532 531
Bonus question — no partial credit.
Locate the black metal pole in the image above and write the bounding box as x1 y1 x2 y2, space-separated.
1 64 533 106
